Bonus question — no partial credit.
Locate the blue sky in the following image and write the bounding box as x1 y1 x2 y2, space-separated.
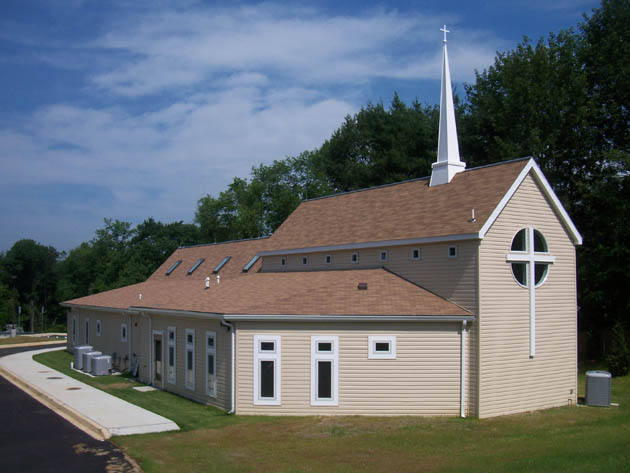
0 0 599 253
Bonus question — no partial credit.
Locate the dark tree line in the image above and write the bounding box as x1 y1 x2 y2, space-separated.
1 0 628 344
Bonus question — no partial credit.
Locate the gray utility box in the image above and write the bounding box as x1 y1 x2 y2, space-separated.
73 345 93 370
91 355 112 376
82 351 102 373
586 370 612 407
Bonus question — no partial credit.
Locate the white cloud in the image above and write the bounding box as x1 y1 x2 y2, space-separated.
0 2 504 251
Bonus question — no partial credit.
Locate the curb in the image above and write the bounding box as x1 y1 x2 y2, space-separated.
0 362 111 441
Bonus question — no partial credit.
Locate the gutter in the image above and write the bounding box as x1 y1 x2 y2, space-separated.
224 314 475 323
258 233 480 257
60 303 138 315
221 320 236 414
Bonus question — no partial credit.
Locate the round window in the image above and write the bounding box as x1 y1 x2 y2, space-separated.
510 228 550 287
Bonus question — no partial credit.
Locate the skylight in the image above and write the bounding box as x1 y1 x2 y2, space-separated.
212 256 231 274
188 258 205 275
242 255 259 272
166 260 182 276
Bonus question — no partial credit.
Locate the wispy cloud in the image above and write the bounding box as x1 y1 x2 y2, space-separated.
0 2 503 250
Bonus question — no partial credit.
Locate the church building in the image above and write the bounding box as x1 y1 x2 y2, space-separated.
63 28 582 419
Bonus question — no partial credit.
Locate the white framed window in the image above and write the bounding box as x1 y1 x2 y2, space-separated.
253 335 281 405
310 336 339 406
379 250 388 262
84 318 90 344
185 329 195 390
302 256 308 265
411 248 421 260
280 257 287 267
351 252 358 264
167 326 176 385
72 316 77 345
448 245 458 258
368 336 397 359
120 323 127 343
96 319 102 337
206 331 217 397
325 254 332 264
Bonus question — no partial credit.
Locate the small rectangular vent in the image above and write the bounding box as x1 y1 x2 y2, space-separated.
358 282 368 290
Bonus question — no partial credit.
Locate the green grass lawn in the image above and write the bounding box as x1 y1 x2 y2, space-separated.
0 335 66 346
35 350 630 473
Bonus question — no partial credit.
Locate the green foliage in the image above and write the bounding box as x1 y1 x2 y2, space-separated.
313 94 439 192
57 218 202 301
607 322 630 376
195 151 331 242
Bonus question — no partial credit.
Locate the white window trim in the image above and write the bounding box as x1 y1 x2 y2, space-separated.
351 252 359 264
84 318 90 345
96 319 102 337
379 250 388 262
253 335 281 405
325 254 332 264
167 326 176 385
206 331 217 397
310 335 339 406
120 323 127 343
185 328 195 391
411 248 421 260
448 245 458 258
368 335 397 359
72 315 77 345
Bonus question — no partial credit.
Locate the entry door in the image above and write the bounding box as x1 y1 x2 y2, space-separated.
153 333 164 387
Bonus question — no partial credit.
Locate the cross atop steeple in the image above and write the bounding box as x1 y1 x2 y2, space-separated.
440 24 449 43
430 25 466 187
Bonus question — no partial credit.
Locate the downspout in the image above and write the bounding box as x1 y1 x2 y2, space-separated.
221 319 235 414
460 319 467 418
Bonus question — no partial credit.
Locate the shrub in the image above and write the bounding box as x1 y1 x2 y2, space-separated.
606 322 630 377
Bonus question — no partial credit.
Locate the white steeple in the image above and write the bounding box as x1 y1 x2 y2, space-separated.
430 25 466 187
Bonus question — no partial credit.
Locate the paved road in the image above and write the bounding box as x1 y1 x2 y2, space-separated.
0 345 140 473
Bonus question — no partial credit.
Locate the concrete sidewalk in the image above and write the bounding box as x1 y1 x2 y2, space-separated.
0 347 179 440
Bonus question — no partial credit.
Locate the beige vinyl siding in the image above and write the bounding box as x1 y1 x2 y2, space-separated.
67 309 133 370
149 315 231 410
235 322 465 416
262 241 478 313
478 174 577 418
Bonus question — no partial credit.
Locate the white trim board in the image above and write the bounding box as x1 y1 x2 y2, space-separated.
478 159 583 245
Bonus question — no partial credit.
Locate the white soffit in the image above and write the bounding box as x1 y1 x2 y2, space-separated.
478 159 583 245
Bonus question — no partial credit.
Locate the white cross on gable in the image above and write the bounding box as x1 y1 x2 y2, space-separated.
506 227 556 357
440 24 450 43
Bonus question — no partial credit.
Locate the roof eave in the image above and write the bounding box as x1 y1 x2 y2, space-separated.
478 158 583 245
223 314 476 322
258 233 481 257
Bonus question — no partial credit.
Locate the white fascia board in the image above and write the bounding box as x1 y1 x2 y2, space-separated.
223 314 475 323
478 159 583 245
258 233 480 257
60 303 137 315
129 307 224 320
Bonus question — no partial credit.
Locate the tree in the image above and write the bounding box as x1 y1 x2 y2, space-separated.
0 239 59 330
313 94 439 192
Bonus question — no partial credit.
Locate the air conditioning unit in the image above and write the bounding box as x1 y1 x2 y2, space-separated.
82 351 102 373
74 346 93 370
91 355 112 376
585 370 612 407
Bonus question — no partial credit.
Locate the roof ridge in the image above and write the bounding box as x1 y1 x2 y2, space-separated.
178 235 270 249
303 156 532 203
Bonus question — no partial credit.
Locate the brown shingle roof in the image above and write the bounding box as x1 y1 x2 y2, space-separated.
64 269 469 317
266 159 529 251
149 237 270 281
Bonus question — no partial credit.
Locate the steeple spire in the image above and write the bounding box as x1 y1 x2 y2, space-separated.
430 25 466 187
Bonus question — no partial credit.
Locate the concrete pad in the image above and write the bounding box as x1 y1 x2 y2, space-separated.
0 347 179 439
133 386 157 392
